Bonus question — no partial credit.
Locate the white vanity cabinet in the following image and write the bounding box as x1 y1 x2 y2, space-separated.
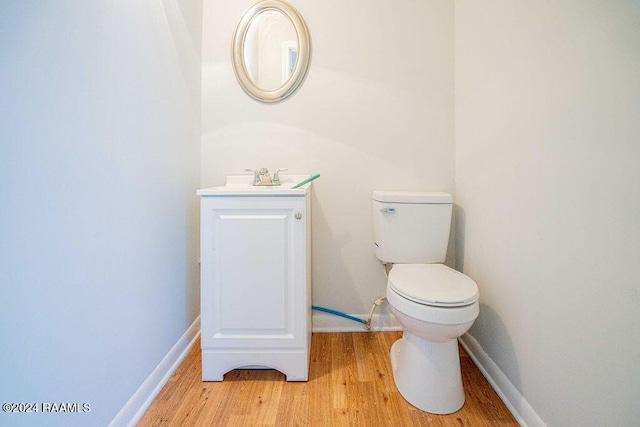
197 178 312 381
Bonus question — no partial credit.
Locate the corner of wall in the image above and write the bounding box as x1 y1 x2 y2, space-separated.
109 316 201 427
459 333 546 427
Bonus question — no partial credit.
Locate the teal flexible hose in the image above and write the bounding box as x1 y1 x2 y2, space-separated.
292 174 320 189
312 305 366 325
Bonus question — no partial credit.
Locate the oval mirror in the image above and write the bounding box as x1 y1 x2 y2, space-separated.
232 0 311 103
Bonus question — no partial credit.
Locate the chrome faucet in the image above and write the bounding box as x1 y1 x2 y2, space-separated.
245 168 287 186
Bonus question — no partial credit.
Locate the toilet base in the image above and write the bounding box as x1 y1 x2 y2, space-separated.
390 331 465 414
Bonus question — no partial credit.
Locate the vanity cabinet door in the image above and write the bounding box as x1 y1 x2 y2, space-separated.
199 195 310 380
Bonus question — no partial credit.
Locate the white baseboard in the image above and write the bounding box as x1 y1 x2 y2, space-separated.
312 312 401 332
109 315 201 427
459 333 547 427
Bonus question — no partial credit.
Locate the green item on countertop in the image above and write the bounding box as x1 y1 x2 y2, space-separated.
292 173 320 189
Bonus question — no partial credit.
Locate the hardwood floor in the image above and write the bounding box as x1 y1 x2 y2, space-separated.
138 332 517 426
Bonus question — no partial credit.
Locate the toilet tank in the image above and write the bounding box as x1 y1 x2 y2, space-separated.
372 191 452 264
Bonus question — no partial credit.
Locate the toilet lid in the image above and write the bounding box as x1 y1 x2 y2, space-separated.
388 264 479 307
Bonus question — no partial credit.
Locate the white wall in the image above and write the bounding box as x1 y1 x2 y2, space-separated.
202 0 455 318
455 1 640 425
0 1 202 426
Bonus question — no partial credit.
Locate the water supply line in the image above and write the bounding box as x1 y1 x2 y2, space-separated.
363 262 391 330
312 264 391 331
311 306 368 328
365 296 387 331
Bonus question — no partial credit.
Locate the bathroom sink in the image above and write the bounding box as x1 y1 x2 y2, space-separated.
197 175 312 196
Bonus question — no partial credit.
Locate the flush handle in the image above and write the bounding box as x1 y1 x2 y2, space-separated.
381 207 396 214
295 212 303 220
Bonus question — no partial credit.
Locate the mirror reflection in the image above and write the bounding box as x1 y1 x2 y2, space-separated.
243 10 298 92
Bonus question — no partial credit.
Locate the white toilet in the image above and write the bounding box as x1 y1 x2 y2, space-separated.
372 190 480 414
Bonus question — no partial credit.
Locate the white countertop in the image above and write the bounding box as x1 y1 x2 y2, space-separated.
197 174 312 196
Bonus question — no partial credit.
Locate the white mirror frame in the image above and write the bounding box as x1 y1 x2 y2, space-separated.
232 0 311 103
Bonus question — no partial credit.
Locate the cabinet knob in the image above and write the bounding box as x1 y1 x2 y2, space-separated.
295 212 303 220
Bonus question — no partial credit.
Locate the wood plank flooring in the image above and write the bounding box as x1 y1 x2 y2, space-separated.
138 332 517 426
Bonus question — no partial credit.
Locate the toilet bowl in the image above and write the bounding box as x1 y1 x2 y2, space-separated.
371 190 480 414
385 263 479 414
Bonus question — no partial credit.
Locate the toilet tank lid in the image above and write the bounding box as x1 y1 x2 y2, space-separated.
372 191 452 204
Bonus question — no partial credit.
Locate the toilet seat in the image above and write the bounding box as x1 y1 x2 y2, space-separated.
388 264 479 307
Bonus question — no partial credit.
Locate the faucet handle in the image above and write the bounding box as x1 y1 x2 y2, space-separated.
273 168 287 185
245 168 260 185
